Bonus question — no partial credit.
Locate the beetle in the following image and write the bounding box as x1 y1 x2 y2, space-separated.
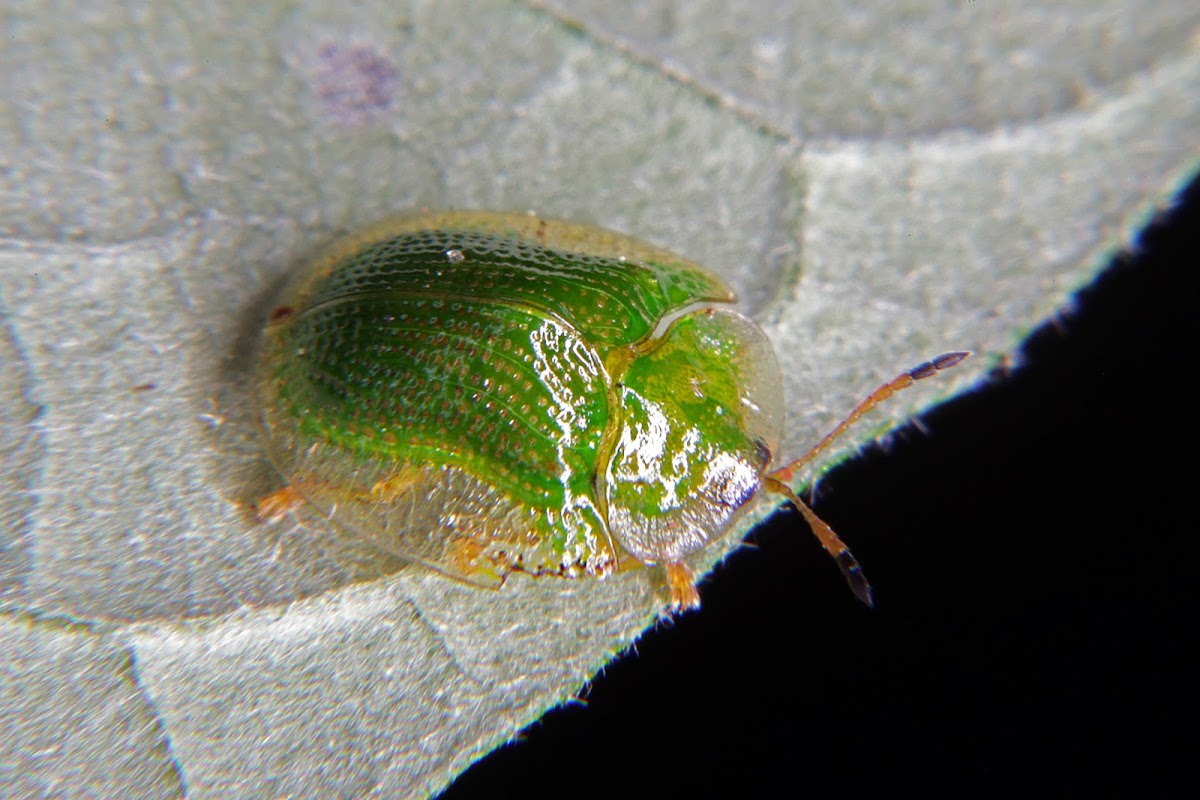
254 210 966 609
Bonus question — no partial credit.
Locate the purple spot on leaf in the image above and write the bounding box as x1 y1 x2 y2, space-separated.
312 42 398 126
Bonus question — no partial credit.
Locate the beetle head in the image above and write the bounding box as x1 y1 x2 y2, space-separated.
604 307 784 565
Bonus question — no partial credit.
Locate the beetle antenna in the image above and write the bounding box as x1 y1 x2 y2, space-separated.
763 476 873 606
769 351 969 485
762 351 968 605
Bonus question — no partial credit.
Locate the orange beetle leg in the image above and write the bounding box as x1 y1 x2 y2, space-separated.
664 562 701 611
254 484 306 524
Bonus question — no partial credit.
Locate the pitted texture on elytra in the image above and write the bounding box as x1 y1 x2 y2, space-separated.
302 228 731 345
277 293 607 506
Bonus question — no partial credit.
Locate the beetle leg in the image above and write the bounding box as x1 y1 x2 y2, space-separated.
769 351 969 485
447 536 506 584
256 468 420 525
254 484 306 523
763 477 873 607
664 562 701 611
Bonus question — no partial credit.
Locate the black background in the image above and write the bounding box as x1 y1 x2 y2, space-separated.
442 172 1197 798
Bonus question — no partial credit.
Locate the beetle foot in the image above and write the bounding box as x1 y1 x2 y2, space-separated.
664 562 701 611
254 485 304 524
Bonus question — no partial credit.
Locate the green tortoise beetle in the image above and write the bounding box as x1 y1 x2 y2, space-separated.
254 210 966 609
